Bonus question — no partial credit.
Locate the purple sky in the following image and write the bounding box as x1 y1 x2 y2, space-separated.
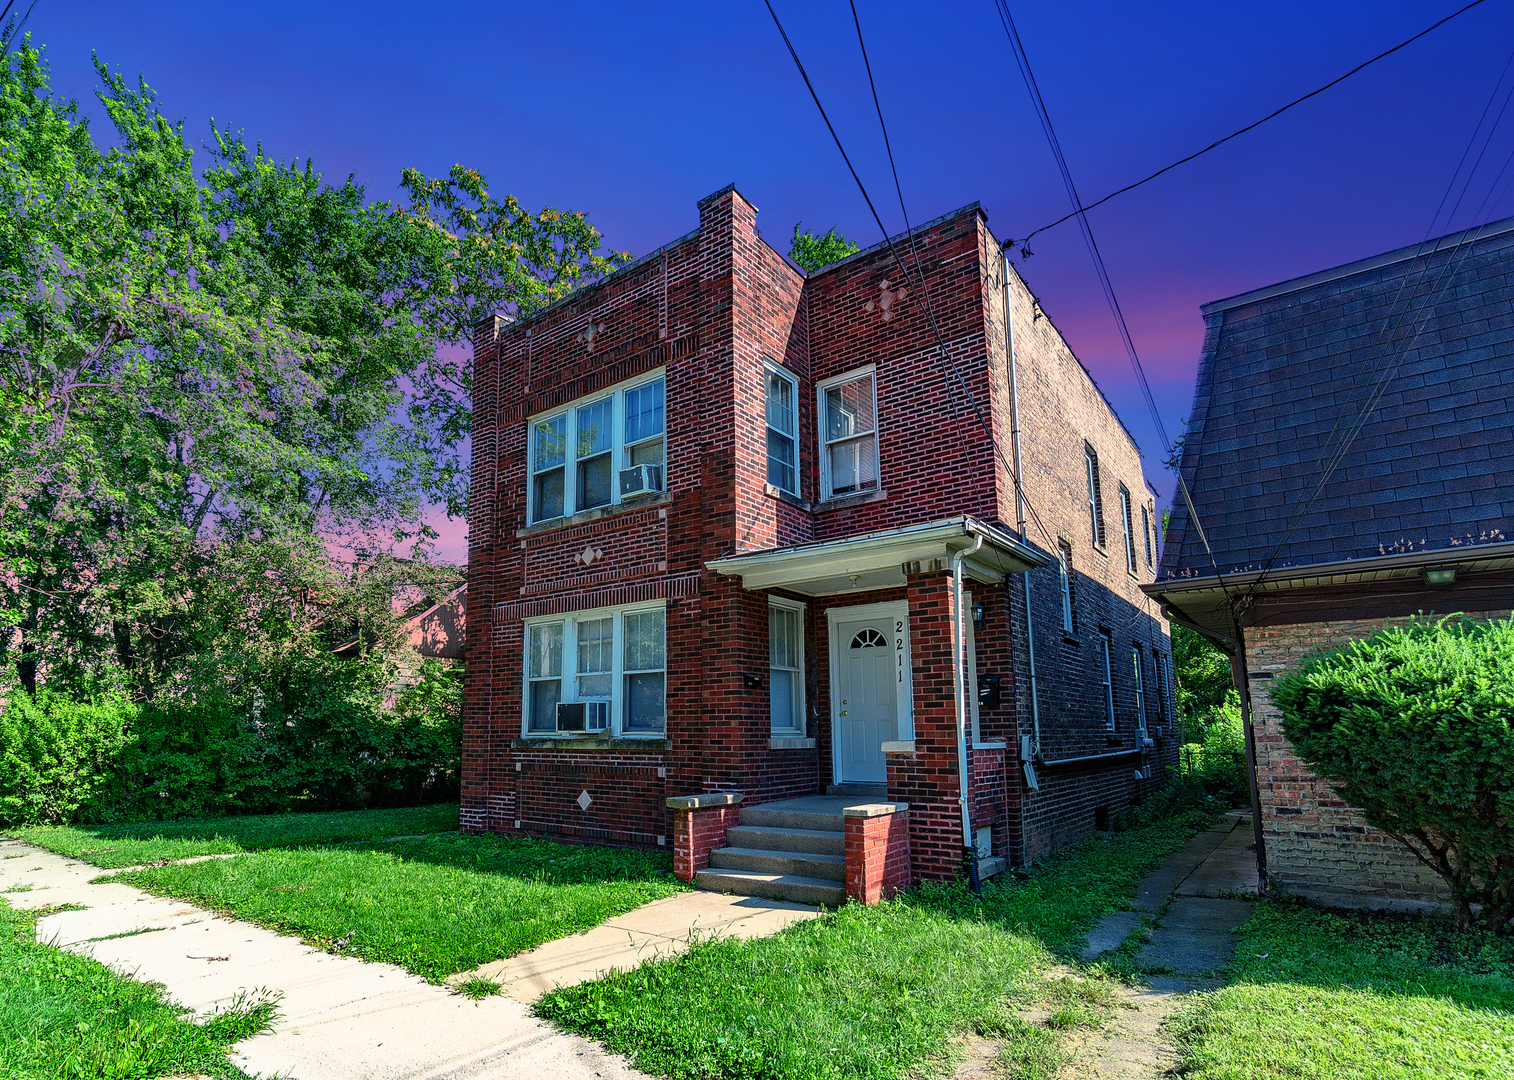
33 1 1514 561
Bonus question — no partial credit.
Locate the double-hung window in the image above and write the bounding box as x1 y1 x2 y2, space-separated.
1152 651 1169 729
819 367 879 501
1084 444 1104 548
765 365 799 494
1141 504 1155 568
527 372 666 524
523 602 666 735
1057 541 1075 635
1132 648 1147 736
769 599 805 733
1099 632 1115 731
1119 485 1137 574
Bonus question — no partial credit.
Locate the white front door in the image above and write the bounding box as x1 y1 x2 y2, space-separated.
834 613 899 783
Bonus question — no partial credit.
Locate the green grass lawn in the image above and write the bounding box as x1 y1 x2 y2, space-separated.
1171 900 1514 1080
114 831 685 983
12 802 462 869
535 806 1218 1080
0 899 276 1079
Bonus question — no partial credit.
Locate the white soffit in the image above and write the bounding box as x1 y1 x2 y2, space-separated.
707 516 1048 597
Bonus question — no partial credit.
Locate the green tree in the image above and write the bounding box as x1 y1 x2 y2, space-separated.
1273 616 1514 932
789 222 859 272
1172 623 1234 735
0 35 627 697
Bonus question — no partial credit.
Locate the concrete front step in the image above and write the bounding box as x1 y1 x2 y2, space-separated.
708 846 847 882
738 804 846 833
725 825 846 856
693 868 845 907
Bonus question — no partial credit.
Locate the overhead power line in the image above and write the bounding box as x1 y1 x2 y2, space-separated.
763 0 1061 551
1007 0 1493 255
991 0 1234 598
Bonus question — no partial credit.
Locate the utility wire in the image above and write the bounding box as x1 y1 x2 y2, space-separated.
991 0 1234 599
763 0 1060 550
1008 0 1494 253
847 0 1059 551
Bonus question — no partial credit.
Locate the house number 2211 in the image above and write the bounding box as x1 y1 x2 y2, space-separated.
896 620 905 683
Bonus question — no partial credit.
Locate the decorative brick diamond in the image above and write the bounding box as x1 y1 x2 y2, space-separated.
576 790 593 811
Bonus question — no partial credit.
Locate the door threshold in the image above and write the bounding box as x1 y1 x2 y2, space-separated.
826 782 888 797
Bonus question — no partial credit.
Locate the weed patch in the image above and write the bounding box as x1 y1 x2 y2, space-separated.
0 899 275 1079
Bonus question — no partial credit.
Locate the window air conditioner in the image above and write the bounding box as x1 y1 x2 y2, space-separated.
555 702 587 732
618 464 664 499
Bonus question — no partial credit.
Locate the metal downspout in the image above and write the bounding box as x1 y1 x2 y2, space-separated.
1002 253 1042 760
951 528 985 893
1230 651 1268 893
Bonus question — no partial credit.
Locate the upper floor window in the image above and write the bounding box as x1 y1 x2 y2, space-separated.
769 599 805 734
819 367 878 501
765 365 799 495
1057 541 1075 635
1119 484 1138 574
523 601 666 735
528 372 665 524
1142 504 1155 567
1132 647 1147 735
1099 631 1115 731
1084 444 1105 549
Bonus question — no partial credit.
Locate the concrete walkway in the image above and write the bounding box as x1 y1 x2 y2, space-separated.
1070 811 1260 1078
0 838 816 1079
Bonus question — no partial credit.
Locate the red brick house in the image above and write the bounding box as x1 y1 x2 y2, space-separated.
1149 217 1514 911
463 185 1175 903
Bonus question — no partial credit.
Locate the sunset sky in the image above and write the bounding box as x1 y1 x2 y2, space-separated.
32 0 1514 560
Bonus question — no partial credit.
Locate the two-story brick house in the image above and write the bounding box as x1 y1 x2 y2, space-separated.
463 185 1175 901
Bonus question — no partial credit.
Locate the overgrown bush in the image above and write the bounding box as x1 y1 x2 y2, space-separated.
1273 616 1514 933
1178 689 1250 805
0 658 461 826
0 690 137 824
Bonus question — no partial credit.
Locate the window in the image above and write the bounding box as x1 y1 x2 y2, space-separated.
769 600 805 733
1057 541 1075 635
1132 648 1147 735
1142 505 1155 567
765 365 799 494
1163 653 1175 728
1099 632 1115 731
1152 651 1169 729
1119 485 1138 574
819 368 878 500
526 372 665 523
522 602 666 735
1084 444 1104 548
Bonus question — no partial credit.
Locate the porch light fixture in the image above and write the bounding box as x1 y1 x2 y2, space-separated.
1422 566 1456 586
972 601 986 631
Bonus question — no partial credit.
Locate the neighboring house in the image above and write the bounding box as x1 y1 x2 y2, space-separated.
464 185 1173 902
1149 217 1514 911
333 584 466 696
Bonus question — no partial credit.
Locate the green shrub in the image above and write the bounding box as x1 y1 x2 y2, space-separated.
0 690 137 825
1178 690 1250 805
1272 616 1514 933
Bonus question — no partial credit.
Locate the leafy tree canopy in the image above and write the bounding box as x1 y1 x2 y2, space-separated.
0 34 628 696
789 221 859 273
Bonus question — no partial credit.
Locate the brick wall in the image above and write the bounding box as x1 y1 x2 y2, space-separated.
845 807 912 903
1244 612 1509 910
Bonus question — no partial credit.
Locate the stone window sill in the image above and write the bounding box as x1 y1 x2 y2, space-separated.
516 493 672 539
513 736 670 751
881 740 915 754
763 484 810 510
972 740 1007 750
814 489 887 513
768 735 816 750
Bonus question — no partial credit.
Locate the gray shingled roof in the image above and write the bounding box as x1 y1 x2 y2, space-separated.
1159 217 1514 582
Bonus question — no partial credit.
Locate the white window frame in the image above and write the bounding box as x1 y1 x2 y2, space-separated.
1120 485 1137 574
1084 444 1104 549
768 597 806 734
1099 631 1116 732
1142 504 1155 567
520 600 666 737
817 365 880 502
1132 647 1147 736
1057 542 1075 635
764 362 800 496
526 368 666 524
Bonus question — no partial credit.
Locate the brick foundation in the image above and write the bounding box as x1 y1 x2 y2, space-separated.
844 804 912 904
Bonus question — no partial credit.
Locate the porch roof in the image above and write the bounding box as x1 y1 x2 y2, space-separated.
706 515 1049 597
